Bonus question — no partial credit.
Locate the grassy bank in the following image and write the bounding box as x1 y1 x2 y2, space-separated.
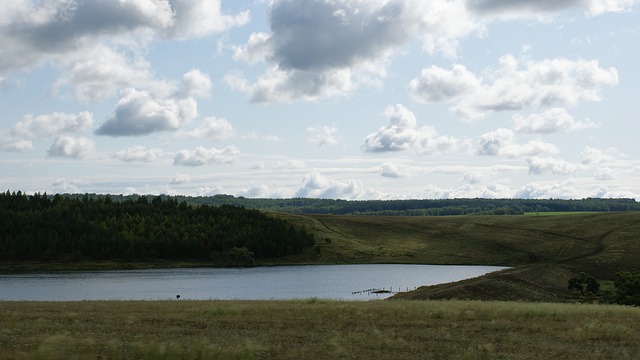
2 300 639 359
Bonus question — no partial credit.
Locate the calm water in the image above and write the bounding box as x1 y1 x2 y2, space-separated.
0 265 506 301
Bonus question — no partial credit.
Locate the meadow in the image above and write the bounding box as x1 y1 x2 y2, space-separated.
3 212 640 358
2 299 640 359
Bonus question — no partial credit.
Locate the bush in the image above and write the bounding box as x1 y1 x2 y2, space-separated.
567 272 600 296
612 271 640 306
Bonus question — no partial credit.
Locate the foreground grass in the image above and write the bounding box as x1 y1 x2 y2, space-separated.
1 300 639 360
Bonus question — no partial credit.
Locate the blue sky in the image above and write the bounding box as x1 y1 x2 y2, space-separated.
1 0 639 200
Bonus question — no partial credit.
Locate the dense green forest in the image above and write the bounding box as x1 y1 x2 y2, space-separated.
0 191 315 264
64 193 640 215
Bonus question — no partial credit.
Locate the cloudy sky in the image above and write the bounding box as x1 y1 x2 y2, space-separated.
1 0 639 200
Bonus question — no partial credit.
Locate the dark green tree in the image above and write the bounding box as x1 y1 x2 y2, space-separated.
612 271 640 306
567 272 600 295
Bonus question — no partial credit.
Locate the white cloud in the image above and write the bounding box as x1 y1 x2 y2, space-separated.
362 104 460 154
196 186 224 196
1 111 93 153
514 181 580 199
229 0 481 103
307 125 339 147
96 88 182 136
594 167 615 180
477 128 559 157
170 173 191 185
114 146 165 162
579 146 624 164
0 138 33 152
225 66 359 103
467 0 640 18
277 160 305 170
185 117 236 141
10 111 93 138
410 55 619 120
513 108 598 134
173 146 239 166
180 69 212 99
165 0 249 39
52 44 156 102
0 0 247 72
96 70 211 136
232 32 272 64
294 171 376 199
47 136 95 159
527 156 582 175
51 178 82 194
408 64 481 103
381 163 412 178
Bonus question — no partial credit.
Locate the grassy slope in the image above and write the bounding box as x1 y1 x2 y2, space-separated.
2 300 640 360
271 212 640 302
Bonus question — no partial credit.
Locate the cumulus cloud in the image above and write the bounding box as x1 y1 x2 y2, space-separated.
95 73 204 136
52 44 157 102
114 146 165 162
173 146 239 166
477 128 559 157
225 66 359 103
0 138 33 152
381 163 412 178
184 117 236 141
47 136 95 159
579 146 625 164
363 104 460 154
514 181 579 199
1 111 93 153
96 88 185 136
594 167 615 180
408 64 481 103
294 171 375 199
229 0 630 103
307 125 339 147
164 0 249 39
513 108 598 134
410 55 619 120
0 0 247 72
51 178 82 194
277 160 306 170
467 0 640 17
229 0 480 103
180 69 213 99
10 111 93 138
170 173 191 185
527 156 582 175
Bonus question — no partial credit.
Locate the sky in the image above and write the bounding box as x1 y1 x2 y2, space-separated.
1 0 639 200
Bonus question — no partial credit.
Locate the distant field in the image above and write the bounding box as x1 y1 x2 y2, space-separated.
2 300 639 359
524 211 598 216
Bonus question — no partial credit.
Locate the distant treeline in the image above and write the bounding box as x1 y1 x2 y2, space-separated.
0 191 315 264
70 194 640 216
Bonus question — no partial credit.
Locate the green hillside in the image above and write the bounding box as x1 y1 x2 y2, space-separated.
272 212 640 302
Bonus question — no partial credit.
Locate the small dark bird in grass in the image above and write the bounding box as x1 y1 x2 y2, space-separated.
176 295 180 300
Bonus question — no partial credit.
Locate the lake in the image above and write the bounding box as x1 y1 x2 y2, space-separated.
0 264 507 301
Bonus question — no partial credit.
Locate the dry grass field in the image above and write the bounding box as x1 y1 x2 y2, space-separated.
2 300 640 359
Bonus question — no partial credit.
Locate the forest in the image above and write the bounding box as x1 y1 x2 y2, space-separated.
67 194 640 216
0 191 315 265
